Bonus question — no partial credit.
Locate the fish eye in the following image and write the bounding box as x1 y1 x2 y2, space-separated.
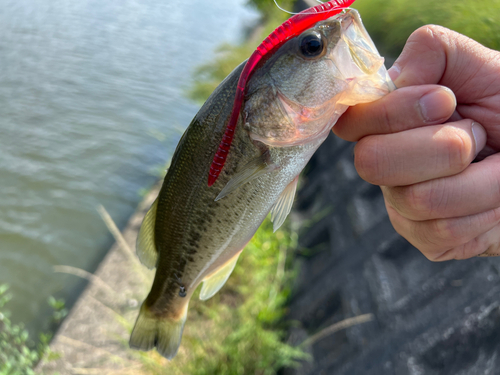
299 31 325 59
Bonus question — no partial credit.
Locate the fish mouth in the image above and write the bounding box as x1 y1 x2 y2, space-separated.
327 9 396 105
337 9 385 75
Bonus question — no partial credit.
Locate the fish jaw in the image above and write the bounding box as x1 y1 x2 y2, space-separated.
329 9 396 105
243 8 394 149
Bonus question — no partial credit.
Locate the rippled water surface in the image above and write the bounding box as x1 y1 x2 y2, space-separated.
0 0 258 335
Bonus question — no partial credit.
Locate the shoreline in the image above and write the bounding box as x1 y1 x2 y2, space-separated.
37 184 159 373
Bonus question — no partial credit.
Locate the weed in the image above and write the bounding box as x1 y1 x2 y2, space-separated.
0 285 57 375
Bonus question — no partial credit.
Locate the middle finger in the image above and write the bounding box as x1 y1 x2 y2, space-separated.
354 119 486 186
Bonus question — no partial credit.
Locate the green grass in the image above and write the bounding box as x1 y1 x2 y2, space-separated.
354 0 500 57
29 216 306 375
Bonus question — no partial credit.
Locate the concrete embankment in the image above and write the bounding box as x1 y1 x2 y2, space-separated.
37 186 158 373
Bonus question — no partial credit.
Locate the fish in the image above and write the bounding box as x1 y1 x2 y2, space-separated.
129 3 395 360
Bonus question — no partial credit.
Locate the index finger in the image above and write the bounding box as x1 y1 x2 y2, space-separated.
390 25 500 99
333 84 456 142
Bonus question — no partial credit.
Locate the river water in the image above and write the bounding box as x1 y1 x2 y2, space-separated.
0 0 258 336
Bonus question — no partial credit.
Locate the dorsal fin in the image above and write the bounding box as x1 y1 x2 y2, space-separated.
136 199 159 269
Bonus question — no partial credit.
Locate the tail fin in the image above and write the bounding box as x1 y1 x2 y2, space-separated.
129 302 187 360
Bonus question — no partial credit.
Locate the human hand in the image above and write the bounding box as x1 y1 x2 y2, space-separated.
333 25 500 260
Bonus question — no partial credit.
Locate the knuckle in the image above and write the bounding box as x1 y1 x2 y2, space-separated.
404 221 445 260
354 137 386 184
377 100 396 133
432 244 470 261
441 126 472 171
405 184 434 219
430 220 453 243
408 180 448 219
386 207 453 261
429 218 466 248
407 220 458 258
389 182 443 220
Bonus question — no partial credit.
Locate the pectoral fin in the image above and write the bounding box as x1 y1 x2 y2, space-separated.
270 176 298 232
136 199 159 269
199 252 242 301
215 152 275 201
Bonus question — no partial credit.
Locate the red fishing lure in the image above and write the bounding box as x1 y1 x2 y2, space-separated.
207 0 356 186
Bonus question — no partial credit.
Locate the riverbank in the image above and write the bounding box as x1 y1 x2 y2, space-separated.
37 186 158 373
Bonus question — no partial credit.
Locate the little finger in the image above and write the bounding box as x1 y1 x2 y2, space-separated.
386 204 500 261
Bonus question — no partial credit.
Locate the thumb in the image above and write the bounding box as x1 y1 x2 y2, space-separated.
389 25 499 102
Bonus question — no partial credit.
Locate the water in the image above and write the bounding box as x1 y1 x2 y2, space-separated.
0 0 258 336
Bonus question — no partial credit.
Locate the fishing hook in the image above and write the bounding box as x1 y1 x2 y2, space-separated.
272 0 345 16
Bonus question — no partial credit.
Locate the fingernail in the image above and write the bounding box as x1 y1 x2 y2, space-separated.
388 64 400 82
471 122 487 157
418 87 456 123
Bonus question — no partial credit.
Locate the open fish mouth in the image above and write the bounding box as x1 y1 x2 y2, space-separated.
247 8 396 148
326 9 396 105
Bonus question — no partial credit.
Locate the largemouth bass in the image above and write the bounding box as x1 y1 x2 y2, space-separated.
129 7 394 359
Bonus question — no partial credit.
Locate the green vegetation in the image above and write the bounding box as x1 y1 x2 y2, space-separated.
188 44 254 104
247 0 295 21
354 0 500 57
47 297 68 325
132 219 308 375
188 0 294 104
0 285 56 375
188 0 500 90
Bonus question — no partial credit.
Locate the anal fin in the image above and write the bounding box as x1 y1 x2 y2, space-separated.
270 176 299 232
136 199 159 269
199 251 242 301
